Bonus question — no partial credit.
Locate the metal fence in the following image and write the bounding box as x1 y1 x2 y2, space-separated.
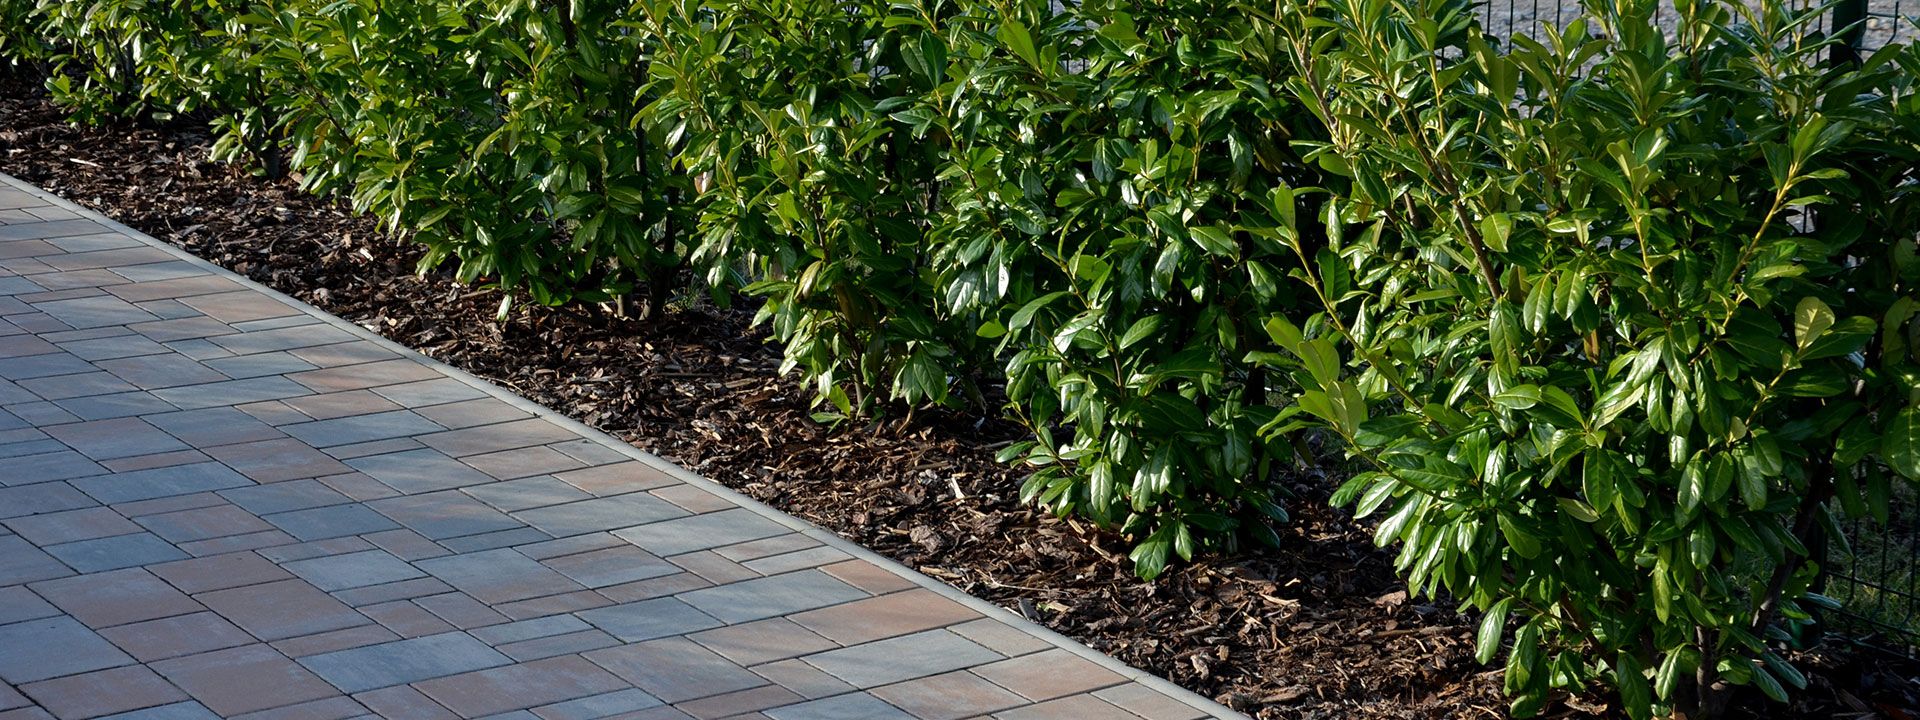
1476 0 1912 53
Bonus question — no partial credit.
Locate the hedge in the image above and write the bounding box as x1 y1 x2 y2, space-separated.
4 0 1919 716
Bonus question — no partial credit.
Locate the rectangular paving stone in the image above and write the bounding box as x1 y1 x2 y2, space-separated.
283 411 444 449
0 219 115 241
136 504 274 543
360 601 456 638
279 390 401 421
270 624 401 659
3 506 137 545
288 360 445 393
18 371 141 401
343 449 493 494
283 549 426 591
112 261 207 283
802 629 1002 688
414 655 632 718
178 291 300 324
151 376 313 410
970 648 1127 702
44 532 188 573
417 419 578 458
98 611 255 662
0 586 60 625
331 577 455 608
366 379 486 408
208 324 358 355
55 391 177 420
0 353 97 380
412 398 530 430
44 417 190 461
205 438 351 483
58 334 168 361
70 463 253 504
0 536 65 587
513 493 690 538
263 505 401 542
496 629 622 663
220 479 350 515
584 638 768 704
688 618 838 667
297 631 512 694
414 549 584 605
434 526 551 554
526 688 661 720
196 579 370 641
763 694 915 720
468 615 591 646
94 702 220 720
28 567 204 628
94 354 229 391
541 546 679 589
0 616 134 683
461 446 585 481
144 407 283 447
151 644 341 716
368 491 524 540
1095 684 1211 720
463 476 593 513
676 570 867 626
286 342 398 369
789 589 980 646
351 686 458 720
34 296 159 329
19 664 189 720
203 352 316 379
147 551 293 593
611 509 791 557
576 597 722 643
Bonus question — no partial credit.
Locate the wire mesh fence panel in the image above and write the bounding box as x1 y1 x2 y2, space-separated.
1825 484 1920 658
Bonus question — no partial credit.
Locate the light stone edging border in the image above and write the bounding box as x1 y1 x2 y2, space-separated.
0 172 1249 720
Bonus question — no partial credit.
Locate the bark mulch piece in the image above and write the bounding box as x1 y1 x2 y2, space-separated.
2 71 1913 720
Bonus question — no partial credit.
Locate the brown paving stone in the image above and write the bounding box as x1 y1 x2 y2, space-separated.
151 644 341 716
749 661 855 701
972 649 1127 702
331 577 456 608
280 391 402 421
100 450 212 474
542 545 678 589
227 695 365 720
789 589 980 646
494 589 613 621
495 629 622 662
740 547 849 576
412 592 509 630
205 438 352 483
462 445 586 480
1093 684 1209 720
360 601 457 638
586 639 768 704
819 560 919 595
413 655 631 718
19 665 188 720
598 572 714 604
196 578 370 641
946 619 1054 659
869 671 1029 720
136 504 274 543
689 619 838 667
271 625 403 659
553 462 679 496
412 398 530 430
179 291 301 324
670 551 760 585
178 529 298 556
143 407 283 447
4 506 138 545
0 684 25 712
94 355 229 390
0 708 55 720
150 551 294 593
99 611 256 662
362 529 449 562
675 685 802 720
992 694 1143 719
651 485 735 515
287 360 445 394
315 472 402 502
29 567 204 628
287 342 398 369
104 275 245 303
419 418 578 457
352 686 458 720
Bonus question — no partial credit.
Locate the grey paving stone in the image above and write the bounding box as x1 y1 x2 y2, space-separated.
434 527 552 554
583 638 767 704
368 491 524 540
95 354 230 390
284 411 444 448
298 631 512 694
369 379 488 408
0 219 112 241
678 570 867 625
58 334 170 361
803 630 1002 688
44 532 189 572
468 615 591 646
5 450 108 485
203 352 317 379
414 548 584 605
69 462 253 504
530 688 662 720
95 701 221 720
0 535 73 585
55 391 178 421
45 417 190 461
0 352 95 380
0 439 69 461
18 370 142 400
283 549 427 591
512 493 690 538
764 693 916 720
577 597 723 642
611 509 793 557
541 545 679 589
264 505 402 542
152 376 313 410
220 479 352 515
462 476 592 512
112 261 206 283
208 324 358 355
417 419 578 458
34 296 159 329
344 449 493 494
0 585 62 625
144 407 283 447
0 616 134 683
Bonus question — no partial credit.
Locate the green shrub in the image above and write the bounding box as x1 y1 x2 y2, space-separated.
1257 0 1920 716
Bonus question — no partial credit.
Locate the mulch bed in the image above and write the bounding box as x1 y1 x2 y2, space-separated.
2 71 1914 720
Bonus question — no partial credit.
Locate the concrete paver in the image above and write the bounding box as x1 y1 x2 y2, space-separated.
0 174 1233 720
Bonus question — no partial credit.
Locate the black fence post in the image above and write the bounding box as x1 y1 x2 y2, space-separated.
1833 0 1869 64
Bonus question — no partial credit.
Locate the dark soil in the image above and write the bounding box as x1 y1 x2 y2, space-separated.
2 72 1914 720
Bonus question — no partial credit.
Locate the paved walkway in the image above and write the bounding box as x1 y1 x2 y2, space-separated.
0 174 1237 720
